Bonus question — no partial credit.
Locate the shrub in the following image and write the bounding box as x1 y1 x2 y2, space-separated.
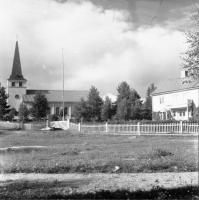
49 114 59 121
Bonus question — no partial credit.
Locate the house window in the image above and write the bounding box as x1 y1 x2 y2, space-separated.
19 82 22 87
12 82 15 87
173 111 176 117
56 107 59 115
180 110 185 116
160 97 164 104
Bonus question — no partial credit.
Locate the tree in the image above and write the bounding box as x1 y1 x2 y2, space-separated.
87 86 103 122
142 83 157 120
18 103 29 122
73 86 103 122
115 82 142 120
73 98 89 122
116 98 128 120
7 108 17 121
129 89 142 120
101 96 116 121
116 81 130 103
181 6 199 79
30 91 48 120
115 82 130 120
0 86 10 120
130 99 142 120
192 107 199 122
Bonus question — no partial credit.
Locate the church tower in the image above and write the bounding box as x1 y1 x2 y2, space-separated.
7 41 27 111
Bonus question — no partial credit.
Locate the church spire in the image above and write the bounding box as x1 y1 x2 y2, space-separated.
8 40 26 81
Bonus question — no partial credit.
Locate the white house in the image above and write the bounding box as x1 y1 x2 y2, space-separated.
6 41 88 118
151 71 199 121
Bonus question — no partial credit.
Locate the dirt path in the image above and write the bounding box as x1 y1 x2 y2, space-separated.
0 172 198 193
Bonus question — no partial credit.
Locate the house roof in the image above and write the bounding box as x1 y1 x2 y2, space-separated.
7 41 26 81
23 90 89 103
151 77 199 96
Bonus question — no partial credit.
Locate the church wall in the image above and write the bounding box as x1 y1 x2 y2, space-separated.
48 102 73 117
24 101 74 118
7 83 26 111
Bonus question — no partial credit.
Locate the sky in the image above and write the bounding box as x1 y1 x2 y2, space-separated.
0 0 198 100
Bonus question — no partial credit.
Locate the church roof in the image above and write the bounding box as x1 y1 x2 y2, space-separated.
23 90 89 103
151 77 199 96
7 41 26 81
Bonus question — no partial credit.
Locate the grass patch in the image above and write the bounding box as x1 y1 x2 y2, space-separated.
0 130 198 173
0 146 47 154
144 147 174 159
0 180 198 199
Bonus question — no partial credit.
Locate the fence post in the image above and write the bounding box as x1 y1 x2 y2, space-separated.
106 122 108 133
137 122 140 135
46 119 49 128
180 121 183 134
21 122 23 130
78 123 81 132
67 118 70 129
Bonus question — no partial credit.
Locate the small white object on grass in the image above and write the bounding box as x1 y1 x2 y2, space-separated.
113 166 120 172
129 136 137 139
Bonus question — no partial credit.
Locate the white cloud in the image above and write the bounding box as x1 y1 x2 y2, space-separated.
0 0 188 98
103 93 117 102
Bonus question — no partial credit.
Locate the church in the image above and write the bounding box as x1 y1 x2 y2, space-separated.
7 41 89 119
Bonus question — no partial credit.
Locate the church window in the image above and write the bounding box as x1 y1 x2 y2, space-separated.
15 94 20 99
56 107 59 115
64 107 68 115
19 82 22 87
12 82 15 87
47 107 51 114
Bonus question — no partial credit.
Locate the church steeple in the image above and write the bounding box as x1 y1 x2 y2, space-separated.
7 40 27 111
7 41 26 81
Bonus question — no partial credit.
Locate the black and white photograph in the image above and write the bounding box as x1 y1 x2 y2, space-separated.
0 0 198 199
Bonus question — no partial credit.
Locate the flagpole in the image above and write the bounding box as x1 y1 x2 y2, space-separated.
62 48 65 121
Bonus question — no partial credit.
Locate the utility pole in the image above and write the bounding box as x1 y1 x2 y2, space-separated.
62 48 65 121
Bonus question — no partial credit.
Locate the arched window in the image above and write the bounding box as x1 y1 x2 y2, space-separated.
56 107 59 115
47 107 51 114
64 107 68 115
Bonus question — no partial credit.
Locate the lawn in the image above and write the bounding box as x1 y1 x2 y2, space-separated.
0 129 198 173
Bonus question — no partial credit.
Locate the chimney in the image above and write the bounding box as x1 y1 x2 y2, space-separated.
181 70 188 78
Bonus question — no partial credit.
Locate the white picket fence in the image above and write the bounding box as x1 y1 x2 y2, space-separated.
0 121 22 129
1 120 198 134
69 122 199 134
0 121 45 130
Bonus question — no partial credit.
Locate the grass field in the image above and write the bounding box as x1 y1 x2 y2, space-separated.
0 129 198 173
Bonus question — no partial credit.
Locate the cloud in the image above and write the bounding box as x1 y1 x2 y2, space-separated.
0 0 189 98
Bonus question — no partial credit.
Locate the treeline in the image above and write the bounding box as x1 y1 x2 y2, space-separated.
72 81 156 123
